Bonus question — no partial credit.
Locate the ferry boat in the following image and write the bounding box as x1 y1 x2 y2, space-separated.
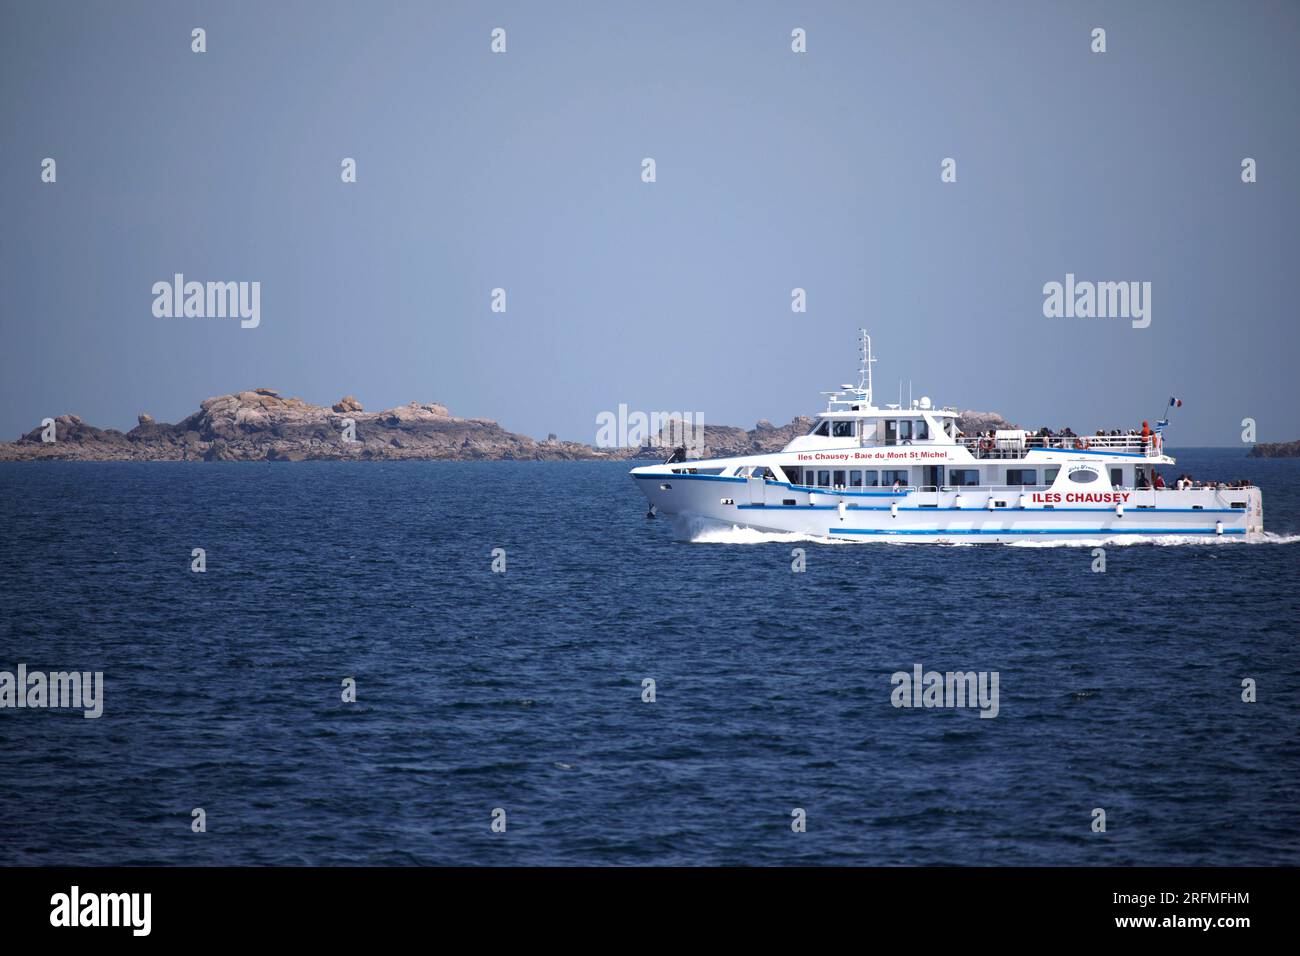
631 331 1264 543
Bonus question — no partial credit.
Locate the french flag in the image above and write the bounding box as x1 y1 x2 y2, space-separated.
1169 397 1183 408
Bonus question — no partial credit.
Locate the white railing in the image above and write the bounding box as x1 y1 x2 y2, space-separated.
956 434 1159 458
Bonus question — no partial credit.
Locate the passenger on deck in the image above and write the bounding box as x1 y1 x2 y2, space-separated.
1153 472 1165 489
1138 473 1150 490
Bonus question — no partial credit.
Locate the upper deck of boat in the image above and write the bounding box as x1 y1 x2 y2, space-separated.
784 412 1168 461
955 433 1161 459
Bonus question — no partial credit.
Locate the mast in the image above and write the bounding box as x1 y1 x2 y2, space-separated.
857 328 876 407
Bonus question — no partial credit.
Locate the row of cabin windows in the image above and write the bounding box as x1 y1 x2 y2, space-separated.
784 467 910 488
885 419 929 443
810 419 858 438
807 418 933 441
783 466 1064 488
1003 469 1062 485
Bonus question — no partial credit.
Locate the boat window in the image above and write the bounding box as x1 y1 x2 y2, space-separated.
861 470 879 486
898 420 913 441
849 471 864 488
811 420 830 436
831 420 855 438
915 419 929 440
1110 468 1123 487
752 467 774 480
1044 467 1060 483
817 470 831 486
949 469 980 486
884 420 897 445
833 470 846 487
882 469 908 486
781 466 801 485
1067 470 1099 484
1006 468 1038 486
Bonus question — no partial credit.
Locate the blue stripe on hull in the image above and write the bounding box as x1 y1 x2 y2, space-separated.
631 472 746 484
737 504 1240 514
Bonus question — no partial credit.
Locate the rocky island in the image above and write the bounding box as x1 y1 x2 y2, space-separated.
0 388 1014 462
1248 440 1300 458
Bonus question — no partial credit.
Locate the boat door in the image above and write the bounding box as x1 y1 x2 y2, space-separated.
747 475 766 504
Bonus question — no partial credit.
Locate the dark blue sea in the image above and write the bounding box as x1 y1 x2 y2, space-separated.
2 449 1298 866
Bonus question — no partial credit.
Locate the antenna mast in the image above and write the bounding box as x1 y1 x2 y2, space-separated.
857 329 876 407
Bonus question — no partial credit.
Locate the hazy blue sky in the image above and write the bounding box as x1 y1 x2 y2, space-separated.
2 0 1297 446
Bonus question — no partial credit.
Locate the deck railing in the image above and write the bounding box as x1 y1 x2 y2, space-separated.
955 433 1159 458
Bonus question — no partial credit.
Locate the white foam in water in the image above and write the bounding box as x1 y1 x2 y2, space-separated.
1007 531 1300 548
673 515 1300 548
672 516 851 545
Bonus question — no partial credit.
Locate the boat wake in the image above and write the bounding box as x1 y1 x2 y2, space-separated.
673 516 1300 548
1006 531 1300 548
671 516 852 545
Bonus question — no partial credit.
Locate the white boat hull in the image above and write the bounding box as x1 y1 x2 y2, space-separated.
633 472 1262 544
